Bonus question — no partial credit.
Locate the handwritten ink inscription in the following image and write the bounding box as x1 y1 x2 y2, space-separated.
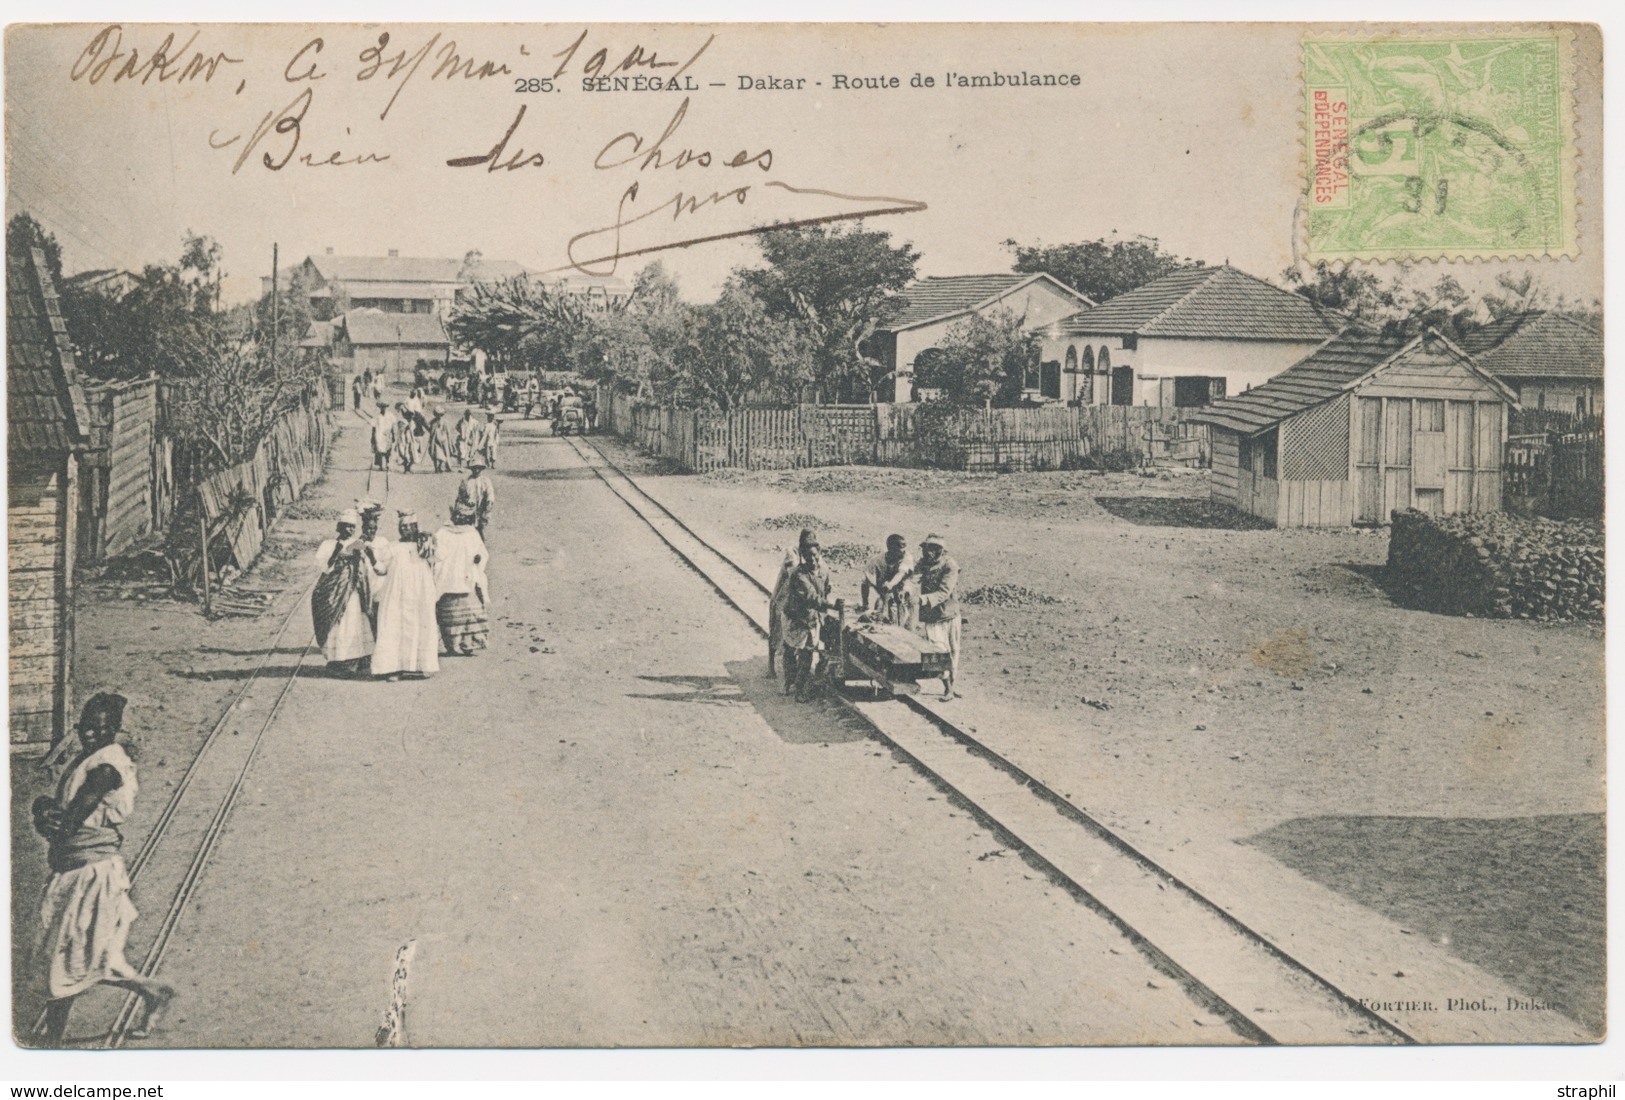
63 24 929 272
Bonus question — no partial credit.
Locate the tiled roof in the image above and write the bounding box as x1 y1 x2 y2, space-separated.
880 274 1087 331
340 310 449 347
1188 329 1413 435
1461 311 1603 381
1053 265 1344 342
309 254 529 286
8 248 90 456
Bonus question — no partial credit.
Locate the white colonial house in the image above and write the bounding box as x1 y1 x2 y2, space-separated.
1461 311 1603 418
1039 265 1346 407
270 249 631 318
869 273 1095 402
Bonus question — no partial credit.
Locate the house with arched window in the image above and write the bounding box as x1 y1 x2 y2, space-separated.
1040 265 1345 407
868 273 1094 402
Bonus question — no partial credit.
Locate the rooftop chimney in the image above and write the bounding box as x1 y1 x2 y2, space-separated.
326 246 335 255
388 249 399 258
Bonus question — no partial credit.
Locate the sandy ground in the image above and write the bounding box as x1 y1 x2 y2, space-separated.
13 404 1253 1048
593 446 1607 1036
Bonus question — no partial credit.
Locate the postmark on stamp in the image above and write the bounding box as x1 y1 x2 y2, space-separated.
1303 30 1577 261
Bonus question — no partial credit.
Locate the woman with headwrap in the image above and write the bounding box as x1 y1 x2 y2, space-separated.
369 510 441 680
312 509 374 677
432 501 491 655
32 694 175 1045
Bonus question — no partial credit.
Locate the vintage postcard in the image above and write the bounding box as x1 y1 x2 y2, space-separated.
4 21 1605 1056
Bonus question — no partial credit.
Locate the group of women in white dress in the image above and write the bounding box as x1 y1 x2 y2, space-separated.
312 499 490 680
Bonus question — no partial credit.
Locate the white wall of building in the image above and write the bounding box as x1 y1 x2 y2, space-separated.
1038 334 1328 405
891 279 1090 401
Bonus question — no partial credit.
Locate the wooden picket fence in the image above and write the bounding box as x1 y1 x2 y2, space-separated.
1504 427 1604 519
79 377 174 566
193 387 334 581
603 392 1209 473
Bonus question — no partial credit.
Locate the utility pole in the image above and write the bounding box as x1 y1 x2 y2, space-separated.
270 243 279 365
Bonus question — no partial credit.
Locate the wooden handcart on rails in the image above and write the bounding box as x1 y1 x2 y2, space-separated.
824 598 952 698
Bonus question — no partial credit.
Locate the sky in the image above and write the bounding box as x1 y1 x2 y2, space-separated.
5 22 1604 311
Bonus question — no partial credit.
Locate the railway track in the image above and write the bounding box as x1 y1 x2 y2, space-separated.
33 583 319 1048
561 431 1417 1047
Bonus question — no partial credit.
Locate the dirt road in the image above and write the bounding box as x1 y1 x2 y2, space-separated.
596 449 1607 1037
88 412 1240 1047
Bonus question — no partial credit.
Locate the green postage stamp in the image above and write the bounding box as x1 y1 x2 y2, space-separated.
1303 30 1577 261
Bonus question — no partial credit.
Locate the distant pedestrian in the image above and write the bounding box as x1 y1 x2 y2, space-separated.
369 511 440 681
32 694 176 1045
901 534 961 700
351 374 364 413
370 403 395 472
456 462 495 542
433 502 490 655
427 410 454 473
312 509 374 677
454 409 478 467
783 529 836 702
405 391 429 434
391 406 418 473
482 415 500 469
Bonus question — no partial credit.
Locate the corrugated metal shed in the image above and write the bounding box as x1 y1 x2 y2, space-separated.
8 247 91 456
1052 265 1344 342
1461 311 1603 381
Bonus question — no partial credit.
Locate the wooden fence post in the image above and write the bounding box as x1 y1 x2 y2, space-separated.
197 486 212 616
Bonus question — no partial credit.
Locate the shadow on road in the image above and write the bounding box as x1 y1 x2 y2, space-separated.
1095 495 1273 530
1241 812 1604 1035
723 658 870 745
496 467 602 482
626 674 749 706
195 645 309 658
173 663 363 682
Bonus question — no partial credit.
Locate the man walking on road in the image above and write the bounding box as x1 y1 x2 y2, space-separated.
391 404 419 474
454 408 478 468
369 403 396 475
427 408 454 473
912 534 961 700
456 462 496 542
31 694 176 1045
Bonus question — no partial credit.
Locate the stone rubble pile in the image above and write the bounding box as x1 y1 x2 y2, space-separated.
1387 509 1604 622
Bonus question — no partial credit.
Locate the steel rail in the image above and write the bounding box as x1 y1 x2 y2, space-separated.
102 639 316 1047
27 581 319 1044
563 431 1417 1046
